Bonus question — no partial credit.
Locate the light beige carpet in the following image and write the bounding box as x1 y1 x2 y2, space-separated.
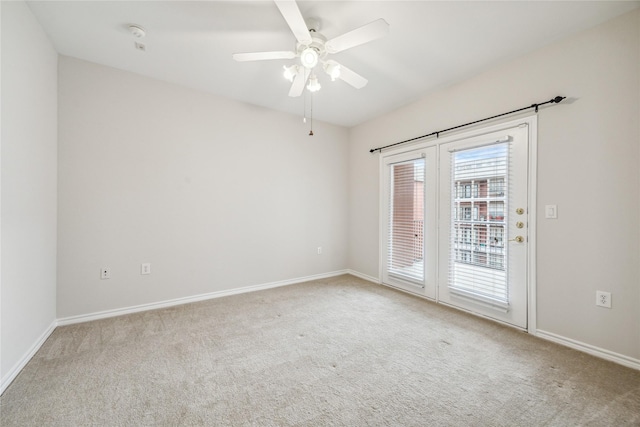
2 274 639 426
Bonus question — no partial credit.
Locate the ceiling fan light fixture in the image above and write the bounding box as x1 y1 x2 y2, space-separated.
283 64 298 82
307 74 321 92
300 47 319 69
323 62 341 81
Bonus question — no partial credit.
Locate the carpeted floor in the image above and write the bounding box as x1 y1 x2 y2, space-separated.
2 274 639 426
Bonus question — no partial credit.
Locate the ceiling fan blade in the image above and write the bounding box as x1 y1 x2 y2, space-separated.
233 51 296 62
274 0 312 45
332 61 368 89
325 18 389 54
288 69 310 97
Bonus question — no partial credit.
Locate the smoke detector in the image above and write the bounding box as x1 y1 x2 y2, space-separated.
128 25 146 38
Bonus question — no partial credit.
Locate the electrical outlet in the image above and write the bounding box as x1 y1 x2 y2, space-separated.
100 268 111 280
317 247 322 255
596 291 611 308
141 263 151 275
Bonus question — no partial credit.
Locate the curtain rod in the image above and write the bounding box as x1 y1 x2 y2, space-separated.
369 96 566 154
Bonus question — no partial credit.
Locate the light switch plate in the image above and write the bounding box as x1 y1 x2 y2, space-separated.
545 205 558 219
141 263 151 275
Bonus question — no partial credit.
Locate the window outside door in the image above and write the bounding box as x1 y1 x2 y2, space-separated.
438 126 529 328
381 148 437 298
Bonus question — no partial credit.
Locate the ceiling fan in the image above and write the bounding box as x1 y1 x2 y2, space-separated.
233 0 389 97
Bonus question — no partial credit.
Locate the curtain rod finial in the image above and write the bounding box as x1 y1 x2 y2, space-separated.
553 96 566 103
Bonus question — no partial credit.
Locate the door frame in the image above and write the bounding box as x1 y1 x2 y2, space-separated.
378 115 538 333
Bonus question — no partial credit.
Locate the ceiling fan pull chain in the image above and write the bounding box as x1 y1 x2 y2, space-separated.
309 92 314 136
303 81 307 123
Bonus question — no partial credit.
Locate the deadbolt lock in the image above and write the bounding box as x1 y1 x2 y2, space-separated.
516 221 524 229
515 208 525 215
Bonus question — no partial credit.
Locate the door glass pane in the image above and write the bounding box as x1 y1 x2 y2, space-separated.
449 143 508 305
387 158 425 283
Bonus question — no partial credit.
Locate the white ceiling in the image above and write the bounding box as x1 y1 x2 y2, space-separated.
27 1 639 127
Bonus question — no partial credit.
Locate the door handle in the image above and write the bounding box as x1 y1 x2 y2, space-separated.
509 236 525 243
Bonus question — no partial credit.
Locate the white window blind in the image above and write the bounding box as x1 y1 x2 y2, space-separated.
449 143 509 309
387 158 425 284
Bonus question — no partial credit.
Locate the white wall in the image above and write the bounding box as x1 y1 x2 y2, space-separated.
1 1 58 387
57 57 349 318
348 10 640 361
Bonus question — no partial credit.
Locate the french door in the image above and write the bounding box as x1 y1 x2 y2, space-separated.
438 125 529 328
381 121 532 329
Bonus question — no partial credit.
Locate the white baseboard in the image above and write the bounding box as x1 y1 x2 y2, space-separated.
1 320 57 395
57 270 349 326
536 329 640 371
346 269 380 284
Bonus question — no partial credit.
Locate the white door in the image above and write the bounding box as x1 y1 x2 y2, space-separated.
438 126 529 328
381 148 437 298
